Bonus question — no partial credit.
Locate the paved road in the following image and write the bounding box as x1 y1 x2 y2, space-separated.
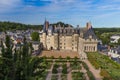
84 59 102 80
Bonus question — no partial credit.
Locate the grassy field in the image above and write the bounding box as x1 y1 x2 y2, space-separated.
87 52 120 80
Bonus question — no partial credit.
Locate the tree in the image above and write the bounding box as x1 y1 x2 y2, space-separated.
0 35 46 80
118 38 120 45
0 21 42 31
31 32 39 41
0 35 13 80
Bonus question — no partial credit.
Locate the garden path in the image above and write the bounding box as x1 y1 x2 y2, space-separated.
81 64 89 80
84 59 102 80
46 61 54 80
67 62 72 80
58 66 62 80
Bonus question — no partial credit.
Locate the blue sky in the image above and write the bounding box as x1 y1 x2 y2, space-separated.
0 0 120 27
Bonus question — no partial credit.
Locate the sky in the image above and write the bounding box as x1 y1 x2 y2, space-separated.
0 0 120 27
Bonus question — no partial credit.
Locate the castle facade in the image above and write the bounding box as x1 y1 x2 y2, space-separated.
40 20 98 57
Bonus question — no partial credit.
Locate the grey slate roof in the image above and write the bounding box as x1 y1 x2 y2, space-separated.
83 28 98 39
42 20 97 40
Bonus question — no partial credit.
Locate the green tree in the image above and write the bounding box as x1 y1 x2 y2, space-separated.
118 39 120 45
31 32 39 41
0 35 46 80
0 35 13 80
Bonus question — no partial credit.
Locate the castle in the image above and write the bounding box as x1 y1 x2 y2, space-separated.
40 20 98 58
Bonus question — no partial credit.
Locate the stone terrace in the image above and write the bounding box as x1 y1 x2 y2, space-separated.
39 50 80 58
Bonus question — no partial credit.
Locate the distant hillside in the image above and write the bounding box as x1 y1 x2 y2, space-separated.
0 21 42 31
94 28 120 44
1 21 120 32
0 21 73 31
94 28 120 33
94 28 120 36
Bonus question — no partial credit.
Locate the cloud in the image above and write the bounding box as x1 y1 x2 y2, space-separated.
0 0 120 27
0 0 21 13
93 11 120 19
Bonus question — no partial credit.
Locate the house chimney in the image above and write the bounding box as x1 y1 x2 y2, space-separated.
86 22 92 30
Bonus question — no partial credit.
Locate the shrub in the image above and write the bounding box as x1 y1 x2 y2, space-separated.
100 69 112 80
62 64 67 74
66 56 70 61
82 62 89 70
52 64 59 73
52 67 58 73
87 71 95 80
50 56 54 59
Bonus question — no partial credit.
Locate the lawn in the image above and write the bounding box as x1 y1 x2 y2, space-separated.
87 52 120 80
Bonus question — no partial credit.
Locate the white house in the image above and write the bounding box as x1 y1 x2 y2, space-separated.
32 41 40 51
108 46 120 60
110 34 120 43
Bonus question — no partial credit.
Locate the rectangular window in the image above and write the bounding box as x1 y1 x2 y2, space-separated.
84 46 86 50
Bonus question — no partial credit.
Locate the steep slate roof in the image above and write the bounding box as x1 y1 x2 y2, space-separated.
83 28 98 39
42 20 98 39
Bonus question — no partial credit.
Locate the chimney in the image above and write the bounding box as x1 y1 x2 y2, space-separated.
54 25 56 29
86 22 92 30
77 25 79 28
45 21 49 31
80 32 83 38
